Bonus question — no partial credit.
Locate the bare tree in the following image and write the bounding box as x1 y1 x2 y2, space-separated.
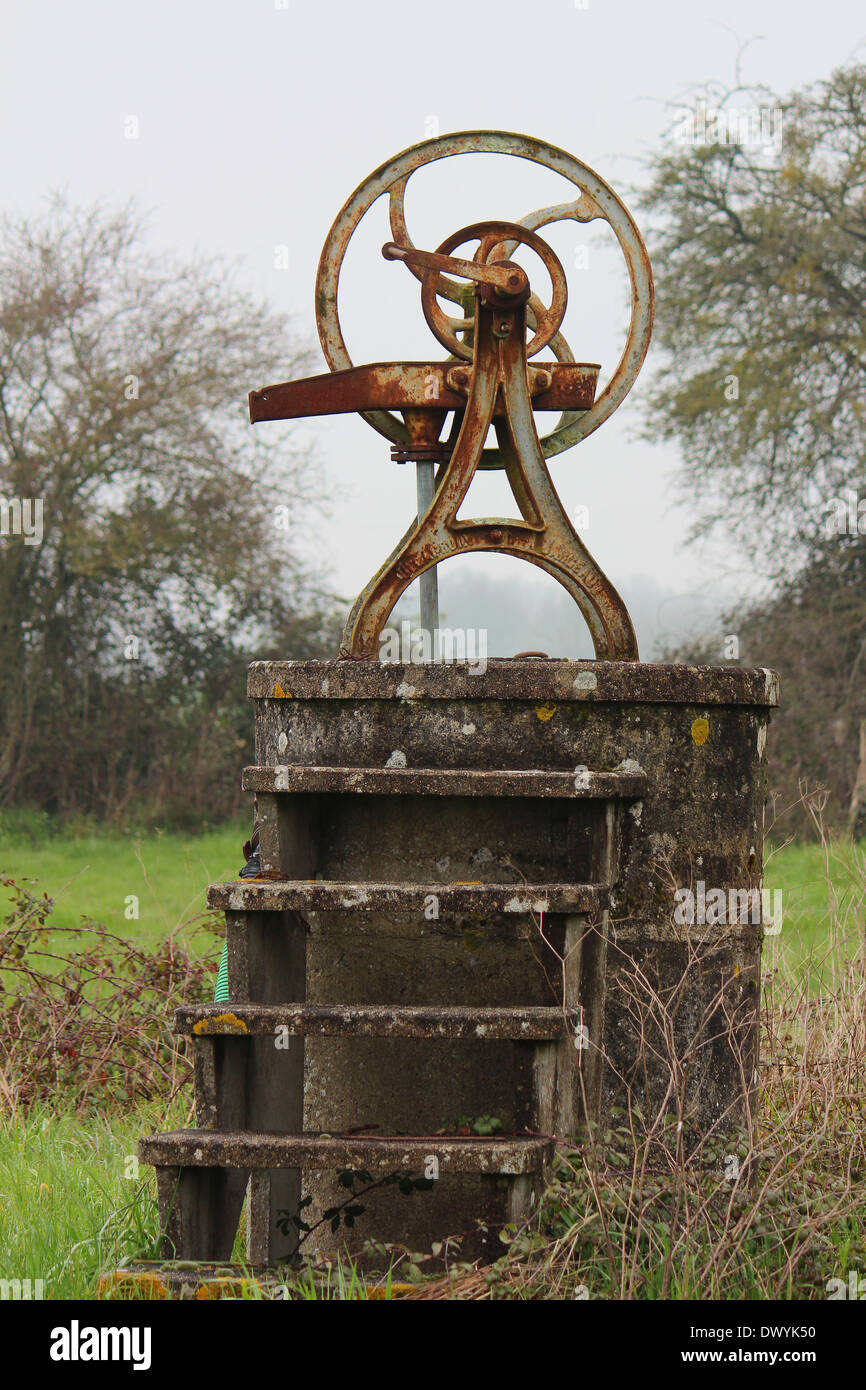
0 195 338 820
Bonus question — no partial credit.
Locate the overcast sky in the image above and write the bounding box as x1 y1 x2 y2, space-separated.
3 0 864 656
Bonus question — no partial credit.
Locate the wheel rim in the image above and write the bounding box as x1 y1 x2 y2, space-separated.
314 130 654 463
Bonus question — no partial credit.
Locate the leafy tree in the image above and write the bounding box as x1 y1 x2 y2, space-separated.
641 64 866 566
0 195 339 822
642 63 866 833
661 534 866 835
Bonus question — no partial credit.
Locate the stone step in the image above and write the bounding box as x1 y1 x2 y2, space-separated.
242 764 646 799
177 1002 573 1040
246 657 780 706
98 1262 419 1301
140 1130 553 1177
206 878 608 916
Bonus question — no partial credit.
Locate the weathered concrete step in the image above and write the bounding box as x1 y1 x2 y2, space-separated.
140 1130 553 1176
177 1002 573 1039
98 1262 284 1301
242 764 646 798
247 658 780 706
206 878 608 915
98 1261 418 1300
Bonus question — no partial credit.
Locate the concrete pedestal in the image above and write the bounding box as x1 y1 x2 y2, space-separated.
141 659 778 1268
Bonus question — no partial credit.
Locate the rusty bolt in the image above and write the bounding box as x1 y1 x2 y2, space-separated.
489 527 503 543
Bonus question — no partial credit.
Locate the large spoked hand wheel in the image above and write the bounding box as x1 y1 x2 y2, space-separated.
315 130 654 468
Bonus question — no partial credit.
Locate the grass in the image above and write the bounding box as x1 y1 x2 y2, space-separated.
0 1098 185 1299
0 812 248 948
765 832 866 991
766 834 866 952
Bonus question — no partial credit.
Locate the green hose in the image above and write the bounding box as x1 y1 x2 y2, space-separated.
214 941 229 1002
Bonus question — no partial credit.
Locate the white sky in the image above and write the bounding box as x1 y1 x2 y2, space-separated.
2 0 864 656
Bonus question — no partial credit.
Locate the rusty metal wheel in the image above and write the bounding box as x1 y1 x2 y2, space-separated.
315 130 654 467
417 220 568 362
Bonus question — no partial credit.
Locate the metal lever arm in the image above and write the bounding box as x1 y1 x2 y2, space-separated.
382 242 528 300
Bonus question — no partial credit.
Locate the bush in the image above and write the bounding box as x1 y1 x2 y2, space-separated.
0 875 221 1113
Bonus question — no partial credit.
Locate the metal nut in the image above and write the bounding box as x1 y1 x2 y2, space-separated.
446 367 471 392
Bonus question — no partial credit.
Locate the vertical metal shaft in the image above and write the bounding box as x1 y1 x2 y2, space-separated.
416 461 439 656
413 283 471 660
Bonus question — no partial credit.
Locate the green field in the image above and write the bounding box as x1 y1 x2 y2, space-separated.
764 835 866 989
0 813 861 971
0 814 249 949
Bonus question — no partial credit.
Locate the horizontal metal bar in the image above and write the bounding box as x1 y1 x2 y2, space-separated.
249 361 599 422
